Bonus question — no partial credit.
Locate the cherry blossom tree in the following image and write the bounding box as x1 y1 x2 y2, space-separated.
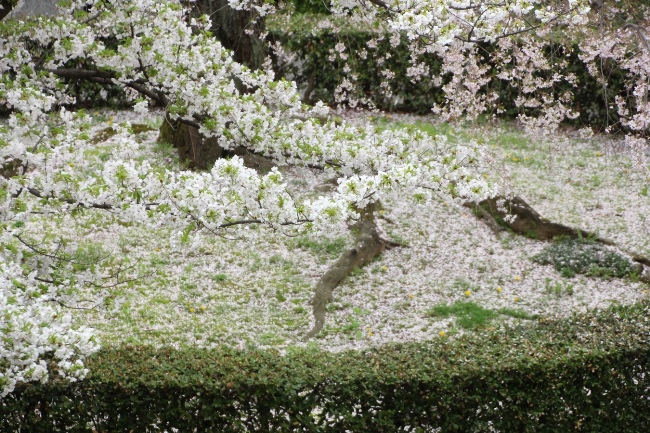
1 0 647 396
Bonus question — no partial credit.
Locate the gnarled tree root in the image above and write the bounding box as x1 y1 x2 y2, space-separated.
464 196 610 242
305 203 399 339
465 195 650 282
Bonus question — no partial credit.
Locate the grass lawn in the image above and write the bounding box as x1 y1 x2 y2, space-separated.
25 109 650 352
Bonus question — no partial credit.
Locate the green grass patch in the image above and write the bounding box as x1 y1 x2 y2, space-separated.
293 236 346 256
496 131 530 150
70 241 113 272
426 301 536 330
371 117 473 144
211 273 228 282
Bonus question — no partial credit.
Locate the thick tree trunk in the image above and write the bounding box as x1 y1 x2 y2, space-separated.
158 113 277 172
204 0 266 71
306 203 399 339
159 114 225 170
162 0 267 169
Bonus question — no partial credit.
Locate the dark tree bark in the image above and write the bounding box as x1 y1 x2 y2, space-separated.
464 196 608 241
201 0 266 71
0 0 14 21
162 0 268 169
159 113 225 170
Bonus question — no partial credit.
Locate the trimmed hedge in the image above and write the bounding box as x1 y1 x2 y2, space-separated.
2 301 650 432
269 14 446 113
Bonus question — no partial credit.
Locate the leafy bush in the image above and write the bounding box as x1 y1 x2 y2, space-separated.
532 238 634 278
269 15 446 113
2 301 649 432
267 15 628 129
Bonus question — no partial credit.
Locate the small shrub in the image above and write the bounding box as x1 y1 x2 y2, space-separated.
544 278 575 297
532 238 633 279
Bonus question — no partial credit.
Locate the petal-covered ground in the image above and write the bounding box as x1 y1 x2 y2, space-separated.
29 109 650 352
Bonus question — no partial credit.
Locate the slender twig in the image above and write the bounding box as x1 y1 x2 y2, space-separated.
23 186 158 210
622 23 650 53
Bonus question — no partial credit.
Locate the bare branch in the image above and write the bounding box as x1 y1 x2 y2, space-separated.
45 68 170 106
26 187 114 209
45 68 114 80
217 218 311 228
448 1 506 11
622 23 650 53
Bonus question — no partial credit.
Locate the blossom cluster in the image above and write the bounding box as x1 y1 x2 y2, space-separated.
0 260 99 397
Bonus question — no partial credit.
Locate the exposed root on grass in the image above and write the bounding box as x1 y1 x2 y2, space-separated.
464 196 611 242
305 202 402 339
466 195 650 283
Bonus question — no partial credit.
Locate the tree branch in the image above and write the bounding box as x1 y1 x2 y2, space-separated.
45 68 114 80
622 23 650 53
46 68 169 106
26 187 115 209
217 218 311 228
305 202 400 339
